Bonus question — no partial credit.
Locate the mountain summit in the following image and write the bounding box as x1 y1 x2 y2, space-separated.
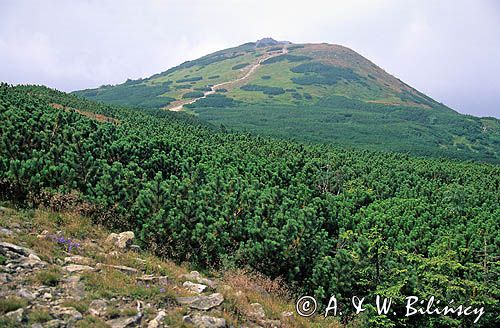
255 37 291 47
74 38 441 110
74 39 500 162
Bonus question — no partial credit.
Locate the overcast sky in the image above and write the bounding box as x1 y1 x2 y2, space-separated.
1 0 499 117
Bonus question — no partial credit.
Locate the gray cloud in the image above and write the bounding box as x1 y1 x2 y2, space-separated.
1 0 499 117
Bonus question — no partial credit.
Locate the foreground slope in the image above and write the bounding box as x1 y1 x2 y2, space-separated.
74 38 500 163
1 206 328 327
2 84 499 326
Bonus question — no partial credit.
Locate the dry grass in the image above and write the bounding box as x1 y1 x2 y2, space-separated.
220 269 341 328
27 308 52 324
33 265 63 286
50 103 120 124
74 315 109 328
0 296 28 315
0 205 343 327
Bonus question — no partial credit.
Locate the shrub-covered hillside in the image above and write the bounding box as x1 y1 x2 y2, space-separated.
73 40 500 163
1 84 499 326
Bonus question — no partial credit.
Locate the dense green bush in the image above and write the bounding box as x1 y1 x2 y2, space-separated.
267 46 283 52
182 91 205 99
72 81 173 109
1 84 499 327
194 86 212 92
291 62 361 86
176 76 203 83
240 84 285 95
174 84 191 90
232 63 250 70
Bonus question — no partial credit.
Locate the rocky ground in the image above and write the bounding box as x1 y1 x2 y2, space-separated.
0 206 339 328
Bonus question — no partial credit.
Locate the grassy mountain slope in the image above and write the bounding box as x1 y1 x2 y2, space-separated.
73 39 500 163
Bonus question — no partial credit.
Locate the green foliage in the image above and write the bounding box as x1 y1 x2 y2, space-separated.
193 95 499 163
194 86 212 92
267 46 283 51
261 54 311 64
0 296 27 314
176 76 203 83
181 52 243 68
35 266 62 286
174 84 191 90
1 84 499 327
232 63 250 70
182 91 205 99
261 75 271 80
291 62 361 85
185 94 238 108
28 309 52 323
0 255 6 265
240 84 285 95
74 81 173 109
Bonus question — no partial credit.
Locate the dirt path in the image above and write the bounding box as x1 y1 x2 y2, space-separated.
166 46 288 111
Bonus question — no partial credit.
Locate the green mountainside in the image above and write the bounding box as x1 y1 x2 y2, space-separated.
74 38 500 163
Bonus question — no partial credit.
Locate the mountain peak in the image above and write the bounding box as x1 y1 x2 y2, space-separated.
255 37 291 48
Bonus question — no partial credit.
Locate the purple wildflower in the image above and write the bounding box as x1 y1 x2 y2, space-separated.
46 233 81 252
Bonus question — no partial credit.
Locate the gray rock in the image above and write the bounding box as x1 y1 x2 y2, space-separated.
62 275 86 300
17 288 35 300
130 244 141 252
147 310 166 328
4 307 24 322
44 319 64 328
0 273 10 283
183 281 208 294
106 231 135 250
28 253 42 262
106 313 142 328
180 270 201 280
37 230 49 239
96 263 138 274
183 313 227 328
63 264 97 273
248 303 266 320
23 253 46 267
136 275 170 286
0 228 13 236
88 299 108 317
179 271 217 288
51 306 83 322
64 255 94 266
0 241 35 256
176 293 224 310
